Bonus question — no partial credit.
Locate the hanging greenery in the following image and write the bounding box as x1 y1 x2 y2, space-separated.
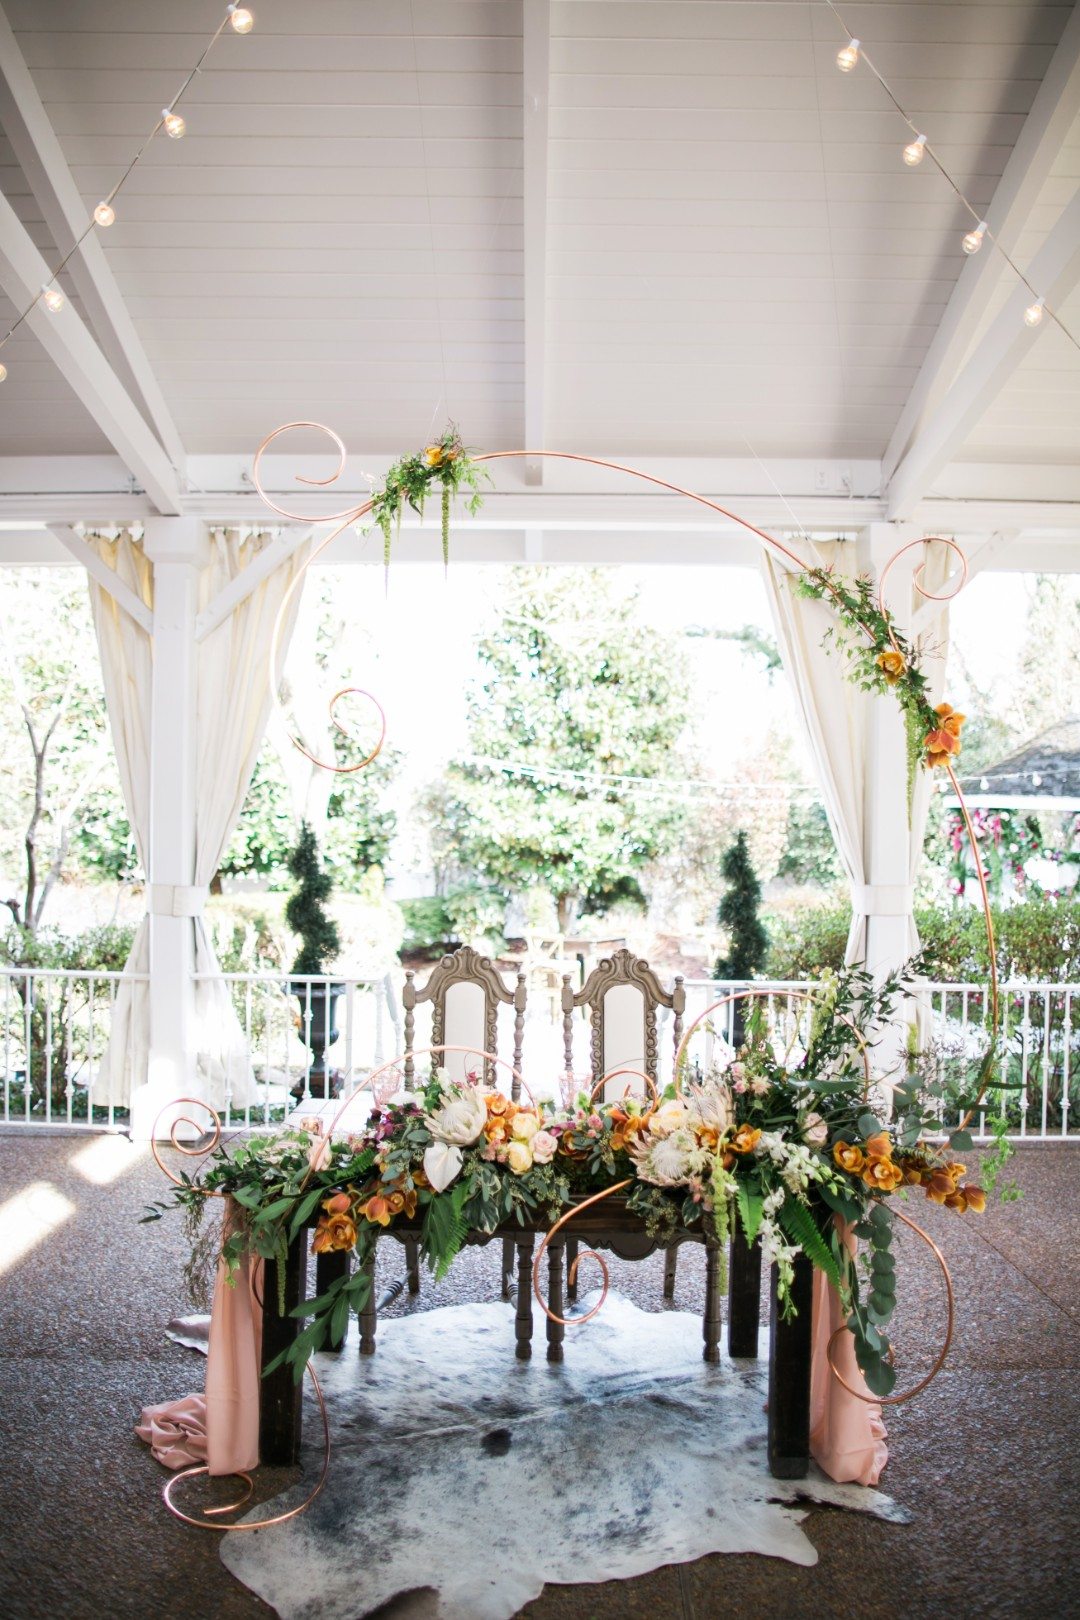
368 425 490 575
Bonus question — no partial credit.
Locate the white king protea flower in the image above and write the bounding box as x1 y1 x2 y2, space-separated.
630 1127 706 1188
685 1078 733 1138
424 1082 487 1146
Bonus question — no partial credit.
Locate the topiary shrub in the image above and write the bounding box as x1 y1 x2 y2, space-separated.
714 830 768 979
285 821 340 976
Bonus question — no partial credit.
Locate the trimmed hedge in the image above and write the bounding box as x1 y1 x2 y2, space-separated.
764 897 1080 983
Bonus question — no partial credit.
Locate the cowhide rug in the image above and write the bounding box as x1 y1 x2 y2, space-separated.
221 1293 909 1620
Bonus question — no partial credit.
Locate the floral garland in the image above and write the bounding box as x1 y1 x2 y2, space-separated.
794 565 966 800
368 424 490 573
150 966 996 1399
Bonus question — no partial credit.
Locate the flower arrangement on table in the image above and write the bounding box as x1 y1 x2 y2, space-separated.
150 964 1008 1395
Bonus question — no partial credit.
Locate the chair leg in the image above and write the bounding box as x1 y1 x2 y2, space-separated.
501 1234 515 1301
663 1246 678 1301
703 1234 722 1364
358 1247 378 1357
767 1252 814 1478
565 1236 579 1303
405 1236 421 1295
316 1249 350 1352
546 1237 566 1363
515 1236 534 1360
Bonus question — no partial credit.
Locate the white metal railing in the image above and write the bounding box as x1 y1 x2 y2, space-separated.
682 978 1080 1141
2 966 1076 1141
0 967 148 1131
195 970 402 1128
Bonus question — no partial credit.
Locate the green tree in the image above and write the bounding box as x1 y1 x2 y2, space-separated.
285 821 341 975
431 569 695 930
715 830 769 979
0 571 132 929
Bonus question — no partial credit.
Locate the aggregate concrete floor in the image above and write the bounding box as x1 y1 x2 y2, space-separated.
0 1130 1077 1620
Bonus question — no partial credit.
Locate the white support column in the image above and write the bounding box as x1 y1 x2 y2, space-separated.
858 524 919 987
131 516 207 1140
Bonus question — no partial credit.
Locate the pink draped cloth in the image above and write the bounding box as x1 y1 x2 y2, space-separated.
809 1228 889 1485
136 1252 263 1477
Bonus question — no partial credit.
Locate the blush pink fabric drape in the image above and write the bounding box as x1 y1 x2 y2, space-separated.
138 1250 886 1486
136 1253 263 1477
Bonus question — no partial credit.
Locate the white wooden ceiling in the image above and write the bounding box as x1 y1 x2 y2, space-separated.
0 0 1077 526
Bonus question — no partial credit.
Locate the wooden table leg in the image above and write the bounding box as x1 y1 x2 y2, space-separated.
316 1249 350 1352
702 1234 722 1363
767 1252 814 1479
358 1244 378 1356
663 1248 678 1301
515 1235 534 1360
259 1240 307 1466
565 1236 579 1303
501 1234 515 1301
404 1236 421 1294
546 1237 566 1363
728 1225 762 1358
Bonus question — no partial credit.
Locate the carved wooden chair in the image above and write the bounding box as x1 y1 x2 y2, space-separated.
562 948 688 1301
401 945 526 1299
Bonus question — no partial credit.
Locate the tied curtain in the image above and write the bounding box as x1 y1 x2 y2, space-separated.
760 539 951 965
89 529 310 1109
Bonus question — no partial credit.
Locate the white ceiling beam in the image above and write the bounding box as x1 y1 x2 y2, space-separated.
0 3 186 475
886 190 1080 522
881 2 1080 486
49 525 152 632
0 190 182 514
522 0 550 486
195 530 310 642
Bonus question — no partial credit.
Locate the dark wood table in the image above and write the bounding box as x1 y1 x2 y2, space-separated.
259 1202 813 1481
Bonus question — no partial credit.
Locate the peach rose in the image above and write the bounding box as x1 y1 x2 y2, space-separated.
506 1139 534 1175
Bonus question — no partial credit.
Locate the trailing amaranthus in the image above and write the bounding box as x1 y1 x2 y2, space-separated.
368 425 490 577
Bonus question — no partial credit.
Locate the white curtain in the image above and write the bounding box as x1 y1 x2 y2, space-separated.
89 530 310 1108
760 539 952 967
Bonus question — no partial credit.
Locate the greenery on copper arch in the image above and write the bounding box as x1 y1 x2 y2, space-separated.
368 424 491 573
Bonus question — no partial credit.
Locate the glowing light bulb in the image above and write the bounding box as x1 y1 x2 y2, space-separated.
162 109 186 139
1023 298 1045 328
94 201 115 228
902 134 927 167
41 284 65 313
228 5 254 31
0 361 7 382
962 220 987 255
836 38 860 72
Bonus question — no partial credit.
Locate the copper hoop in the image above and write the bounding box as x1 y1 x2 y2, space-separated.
825 1204 954 1406
161 1362 330 1531
877 535 968 655
532 1179 632 1326
587 1066 661 1108
149 1098 225 1191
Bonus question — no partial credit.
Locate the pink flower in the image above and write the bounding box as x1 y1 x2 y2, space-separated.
531 1130 558 1165
733 1078 748 1094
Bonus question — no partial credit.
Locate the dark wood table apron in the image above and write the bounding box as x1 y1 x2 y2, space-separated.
259 1200 811 1480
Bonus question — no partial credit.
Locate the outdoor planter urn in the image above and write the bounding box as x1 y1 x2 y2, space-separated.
290 979 345 1099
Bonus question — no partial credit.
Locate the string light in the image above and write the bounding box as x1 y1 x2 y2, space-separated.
902 133 927 167
825 0 1079 357
0 6 254 383
961 221 987 256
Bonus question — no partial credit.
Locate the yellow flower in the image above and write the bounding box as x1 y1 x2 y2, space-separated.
423 444 445 467
961 1185 986 1213
864 1131 893 1160
358 1194 393 1228
925 702 966 769
728 1125 761 1155
511 1110 540 1143
322 1191 352 1215
877 649 907 685
833 1141 865 1174
506 1139 534 1175
312 1211 358 1251
862 1157 904 1193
